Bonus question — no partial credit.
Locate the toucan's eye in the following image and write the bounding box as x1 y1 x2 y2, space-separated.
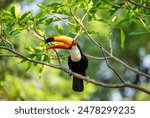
72 41 77 46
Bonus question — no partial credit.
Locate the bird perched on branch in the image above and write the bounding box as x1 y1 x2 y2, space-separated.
45 35 88 92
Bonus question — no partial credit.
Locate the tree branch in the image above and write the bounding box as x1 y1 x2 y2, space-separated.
0 54 17 57
0 46 150 95
112 56 150 79
0 46 61 70
67 70 150 95
127 0 150 10
17 22 45 41
85 54 111 60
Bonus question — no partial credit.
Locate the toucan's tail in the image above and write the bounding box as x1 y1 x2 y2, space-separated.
72 76 84 92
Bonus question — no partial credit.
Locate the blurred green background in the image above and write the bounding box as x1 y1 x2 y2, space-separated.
0 0 150 100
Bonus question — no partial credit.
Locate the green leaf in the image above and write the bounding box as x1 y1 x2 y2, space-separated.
25 62 33 72
3 22 15 36
2 9 11 16
131 18 146 29
129 31 149 35
43 55 51 63
27 54 37 58
2 10 13 20
45 18 53 25
20 11 31 20
75 26 81 33
48 3 62 7
36 17 46 25
95 18 108 24
120 28 125 49
55 25 64 35
37 4 47 12
116 18 129 27
38 65 45 79
67 0 73 4
87 29 99 34
112 16 118 23
9 28 22 35
20 59 27 63
10 6 16 19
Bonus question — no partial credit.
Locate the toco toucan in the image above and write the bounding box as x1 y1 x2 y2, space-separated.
45 35 88 92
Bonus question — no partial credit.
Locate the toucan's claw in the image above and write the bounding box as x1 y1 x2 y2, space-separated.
85 76 90 84
68 69 73 76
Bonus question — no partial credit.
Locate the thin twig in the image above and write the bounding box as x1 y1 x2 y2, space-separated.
81 10 88 22
0 54 17 57
139 18 150 32
112 56 150 79
44 53 111 61
0 36 7 47
73 32 81 41
17 22 44 41
0 46 61 69
53 49 62 66
127 0 150 10
85 54 111 60
103 0 124 8
124 0 132 10
33 21 45 40
46 43 62 65
5 39 15 51
104 31 125 83
48 11 76 26
26 28 44 41
72 9 89 41
108 37 113 55
0 36 15 51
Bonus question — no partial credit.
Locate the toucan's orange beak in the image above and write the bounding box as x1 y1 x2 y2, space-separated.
45 36 73 50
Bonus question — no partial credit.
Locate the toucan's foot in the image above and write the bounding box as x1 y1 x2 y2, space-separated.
85 76 90 84
68 69 73 76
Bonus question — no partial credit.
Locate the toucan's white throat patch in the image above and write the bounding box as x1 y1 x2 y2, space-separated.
70 46 81 62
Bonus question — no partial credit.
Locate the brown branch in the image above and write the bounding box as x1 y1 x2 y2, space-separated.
53 49 62 66
0 46 61 70
17 22 45 41
112 56 150 79
47 10 76 26
103 0 124 8
0 46 150 95
85 54 111 60
127 0 150 10
26 28 44 41
0 54 17 57
0 36 15 50
68 71 150 95
33 21 45 40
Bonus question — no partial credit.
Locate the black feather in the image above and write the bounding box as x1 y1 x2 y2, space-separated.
73 76 84 91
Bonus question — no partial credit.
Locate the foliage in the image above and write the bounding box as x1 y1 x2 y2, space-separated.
0 0 150 100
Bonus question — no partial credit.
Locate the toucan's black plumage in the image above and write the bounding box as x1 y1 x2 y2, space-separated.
68 44 88 92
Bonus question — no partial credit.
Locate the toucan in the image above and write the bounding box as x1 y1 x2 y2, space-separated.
45 35 88 92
